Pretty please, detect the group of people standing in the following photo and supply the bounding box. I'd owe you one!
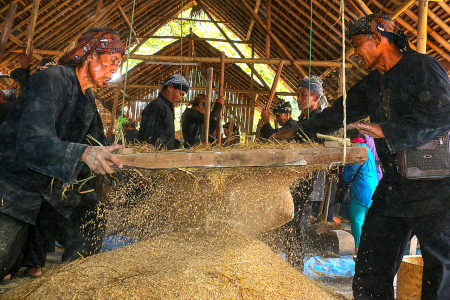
[0,13,449,300]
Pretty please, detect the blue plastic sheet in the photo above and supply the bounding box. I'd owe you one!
[102,235,137,252]
[304,255,355,279]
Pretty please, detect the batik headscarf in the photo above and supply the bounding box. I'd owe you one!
[273,101,292,114]
[59,31,126,65]
[347,14,412,52]
[0,75,20,99]
[297,75,328,110]
[162,74,190,93]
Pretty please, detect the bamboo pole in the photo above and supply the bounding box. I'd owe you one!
[107,64,123,138]
[217,51,225,144]
[265,60,284,111]
[126,54,351,67]
[239,0,307,77]
[245,0,261,41]
[25,0,41,56]
[118,6,139,44]
[0,1,18,62]
[417,0,429,54]
[265,0,271,58]
[198,2,271,90]
[204,67,213,144]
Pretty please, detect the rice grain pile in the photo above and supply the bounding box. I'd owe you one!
[2,229,344,300]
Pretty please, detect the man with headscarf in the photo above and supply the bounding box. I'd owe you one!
[181,93,224,147]
[0,75,20,124]
[0,27,125,282]
[296,75,328,121]
[139,74,189,150]
[258,101,297,139]
[273,14,450,299]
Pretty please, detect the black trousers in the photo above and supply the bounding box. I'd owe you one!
[0,213,28,282]
[22,200,105,268]
[353,196,450,300]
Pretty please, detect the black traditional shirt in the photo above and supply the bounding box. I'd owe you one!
[0,65,105,224]
[260,117,298,139]
[296,52,450,217]
[138,93,178,150]
[181,102,222,147]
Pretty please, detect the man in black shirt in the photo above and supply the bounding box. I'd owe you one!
[182,93,224,147]
[258,101,297,139]
[273,14,450,299]
[139,74,189,150]
[0,28,125,282]
[296,75,328,121]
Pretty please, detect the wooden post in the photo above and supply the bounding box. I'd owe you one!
[0,1,18,62]
[417,0,429,54]
[184,28,194,81]
[265,0,271,59]
[217,51,225,144]
[107,64,123,138]
[265,60,284,111]
[25,0,41,56]
[204,67,213,144]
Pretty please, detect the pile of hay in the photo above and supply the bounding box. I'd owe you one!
[3,229,344,300]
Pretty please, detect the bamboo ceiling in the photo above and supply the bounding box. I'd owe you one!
[1,0,450,120]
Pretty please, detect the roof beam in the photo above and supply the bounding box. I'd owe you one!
[198,1,271,90]
[245,0,261,41]
[0,1,17,62]
[239,0,307,78]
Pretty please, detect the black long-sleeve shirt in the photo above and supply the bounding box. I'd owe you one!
[138,94,179,150]
[0,65,105,224]
[260,117,298,139]
[296,52,450,217]
[181,102,222,147]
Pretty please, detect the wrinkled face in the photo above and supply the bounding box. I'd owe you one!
[351,34,380,70]
[197,101,206,114]
[275,113,290,125]
[88,52,121,88]
[223,128,229,137]
[167,85,186,107]
[296,87,318,111]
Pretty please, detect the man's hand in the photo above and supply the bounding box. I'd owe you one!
[269,128,296,141]
[347,122,384,138]
[261,109,270,124]
[257,119,264,129]
[81,144,124,175]
[216,96,225,106]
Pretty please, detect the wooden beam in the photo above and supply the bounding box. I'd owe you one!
[344,0,364,17]
[245,0,261,41]
[118,5,139,44]
[265,60,284,111]
[0,1,18,62]
[198,2,271,90]
[107,64,123,138]
[265,0,271,58]
[127,54,351,67]
[141,35,253,45]
[204,67,213,143]
[25,0,41,56]
[110,85,297,96]
[11,49,60,55]
[114,146,368,170]
[217,51,225,144]
[239,0,307,77]
[149,16,229,23]
[417,0,429,53]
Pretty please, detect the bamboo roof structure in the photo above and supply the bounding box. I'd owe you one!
[1,0,450,133]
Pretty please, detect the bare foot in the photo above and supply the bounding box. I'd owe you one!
[28,267,42,277]
[3,274,11,280]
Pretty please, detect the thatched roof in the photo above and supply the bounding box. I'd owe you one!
[1,0,450,131]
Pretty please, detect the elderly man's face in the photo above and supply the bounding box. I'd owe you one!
[296,87,319,111]
[167,85,186,107]
[88,52,121,88]
[351,34,380,70]
[275,113,290,126]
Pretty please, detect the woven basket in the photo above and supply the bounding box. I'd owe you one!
[396,255,423,300]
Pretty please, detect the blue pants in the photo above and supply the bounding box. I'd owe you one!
[348,200,369,248]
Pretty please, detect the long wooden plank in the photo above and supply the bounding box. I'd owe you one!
[114,146,367,170]
[0,1,18,62]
